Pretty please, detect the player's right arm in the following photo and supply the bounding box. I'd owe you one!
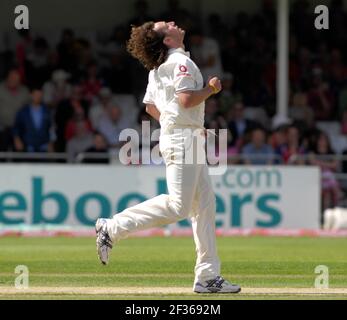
[145,104,160,122]
[177,77,221,108]
[172,59,222,109]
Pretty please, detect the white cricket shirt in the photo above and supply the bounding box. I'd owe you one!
[143,47,205,130]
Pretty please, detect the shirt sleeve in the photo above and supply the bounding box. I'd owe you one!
[173,59,197,93]
[143,71,156,105]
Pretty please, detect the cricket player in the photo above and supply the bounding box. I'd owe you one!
[96,21,241,294]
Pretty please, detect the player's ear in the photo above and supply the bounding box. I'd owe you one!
[163,36,170,46]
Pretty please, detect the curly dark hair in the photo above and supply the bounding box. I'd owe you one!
[126,22,169,70]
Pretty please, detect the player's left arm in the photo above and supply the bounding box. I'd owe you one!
[145,104,160,122]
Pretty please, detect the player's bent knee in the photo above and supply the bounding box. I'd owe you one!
[169,200,192,219]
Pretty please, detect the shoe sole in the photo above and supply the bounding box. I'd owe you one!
[194,287,241,294]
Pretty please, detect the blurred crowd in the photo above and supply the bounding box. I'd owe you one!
[1,0,347,210]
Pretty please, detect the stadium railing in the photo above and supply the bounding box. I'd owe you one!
[1,152,347,164]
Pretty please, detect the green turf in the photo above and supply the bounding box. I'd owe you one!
[0,236,347,299]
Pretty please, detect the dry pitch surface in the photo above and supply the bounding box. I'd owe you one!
[0,287,347,299]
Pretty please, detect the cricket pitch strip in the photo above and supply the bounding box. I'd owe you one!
[1,286,347,296]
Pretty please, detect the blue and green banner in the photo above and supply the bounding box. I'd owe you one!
[0,164,320,229]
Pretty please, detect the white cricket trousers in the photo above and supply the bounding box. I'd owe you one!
[106,125,221,283]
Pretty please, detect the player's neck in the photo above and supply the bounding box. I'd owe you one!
[168,43,185,51]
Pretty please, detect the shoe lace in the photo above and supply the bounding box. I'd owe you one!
[206,276,225,288]
[98,230,113,249]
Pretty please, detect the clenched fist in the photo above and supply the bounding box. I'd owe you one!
[207,76,222,95]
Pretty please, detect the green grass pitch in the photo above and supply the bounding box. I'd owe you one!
[0,236,347,299]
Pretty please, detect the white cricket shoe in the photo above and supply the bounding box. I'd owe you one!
[95,218,113,265]
[193,276,241,293]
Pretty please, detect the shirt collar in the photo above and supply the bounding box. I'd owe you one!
[30,105,43,111]
[168,47,190,58]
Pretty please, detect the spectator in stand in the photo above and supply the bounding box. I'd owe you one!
[218,72,242,114]
[72,38,94,82]
[227,101,258,149]
[308,131,340,222]
[89,87,113,130]
[0,69,30,151]
[15,29,33,82]
[307,67,334,121]
[25,37,51,88]
[242,127,275,165]
[204,97,219,128]
[189,28,223,80]
[269,124,289,164]
[64,105,92,143]
[42,69,72,108]
[300,124,320,154]
[202,97,230,158]
[204,96,232,161]
[82,132,110,164]
[206,116,233,164]
[289,92,314,129]
[55,85,90,152]
[96,104,128,148]
[13,87,54,153]
[80,61,103,104]
[66,118,94,163]
[280,125,306,164]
